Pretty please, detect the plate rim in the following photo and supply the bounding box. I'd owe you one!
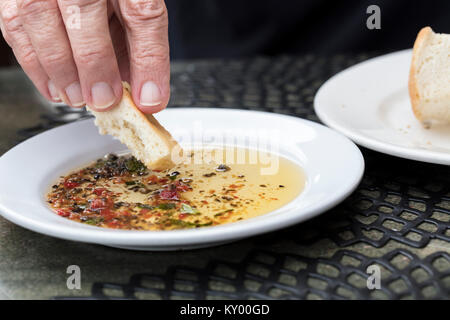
[314,49,450,166]
[0,108,365,248]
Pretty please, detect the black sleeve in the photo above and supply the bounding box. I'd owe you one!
[165,0,450,59]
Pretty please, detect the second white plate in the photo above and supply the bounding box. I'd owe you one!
[314,50,450,165]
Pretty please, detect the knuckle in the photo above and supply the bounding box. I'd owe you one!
[59,0,105,10]
[17,0,54,17]
[17,45,38,67]
[41,50,69,69]
[121,0,166,26]
[1,6,22,36]
[74,45,111,66]
[131,45,169,70]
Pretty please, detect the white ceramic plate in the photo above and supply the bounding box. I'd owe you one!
[0,108,364,251]
[315,50,450,165]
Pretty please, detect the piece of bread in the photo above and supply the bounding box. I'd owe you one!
[87,82,180,171]
[409,27,450,127]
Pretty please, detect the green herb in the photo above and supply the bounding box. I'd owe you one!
[94,160,105,168]
[137,203,155,210]
[168,171,180,181]
[83,217,104,225]
[125,157,146,174]
[125,181,136,186]
[214,209,234,217]
[167,219,212,228]
[127,182,147,193]
[157,203,176,210]
[180,203,200,215]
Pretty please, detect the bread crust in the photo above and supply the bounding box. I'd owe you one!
[88,82,181,171]
[408,26,433,122]
[121,82,179,152]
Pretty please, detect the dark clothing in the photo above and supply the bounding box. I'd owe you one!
[166,0,450,59]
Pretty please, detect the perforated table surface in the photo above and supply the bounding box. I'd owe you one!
[0,54,448,300]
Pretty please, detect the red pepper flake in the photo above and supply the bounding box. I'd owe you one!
[69,213,79,219]
[57,209,70,217]
[93,188,106,196]
[64,181,79,189]
[147,175,159,184]
[178,213,187,219]
[90,198,107,209]
[202,200,208,204]
[159,188,179,200]
[100,208,115,220]
[106,220,120,228]
[175,180,191,192]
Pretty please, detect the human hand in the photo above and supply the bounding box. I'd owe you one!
[0,0,170,113]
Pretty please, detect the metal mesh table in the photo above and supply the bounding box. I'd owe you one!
[0,54,448,300]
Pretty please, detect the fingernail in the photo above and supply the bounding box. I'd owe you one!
[140,81,162,106]
[65,82,85,107]
[48,80,61,102]
[91,82,116,109]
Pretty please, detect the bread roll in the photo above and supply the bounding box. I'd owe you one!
[409,27,450,127]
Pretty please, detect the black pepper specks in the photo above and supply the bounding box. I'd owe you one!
[203,172,216,177]
[215,164,231,172]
